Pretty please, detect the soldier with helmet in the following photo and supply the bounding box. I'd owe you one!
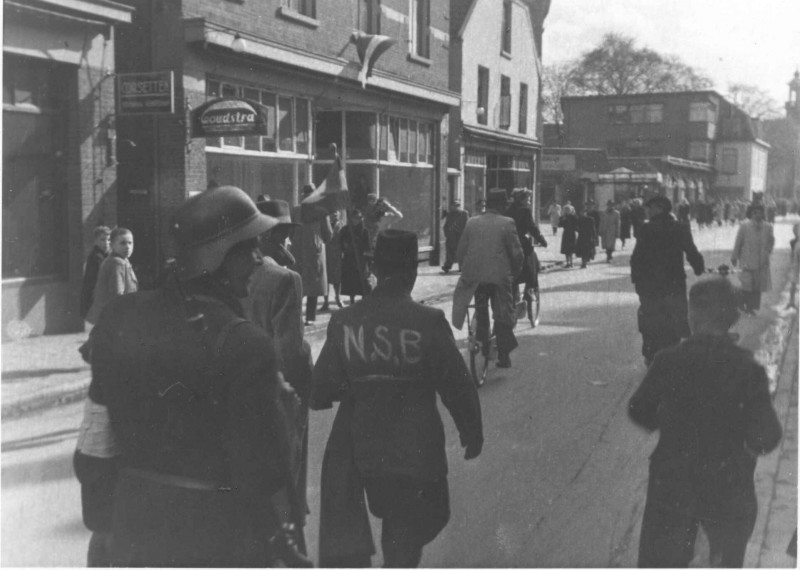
[312,229,483,568]
[83,186,306,566]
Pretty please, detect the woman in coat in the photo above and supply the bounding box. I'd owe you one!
[322,210,344,311]
[340,209,372,303]
[559,205,578,268]
[292,185,333,325]
[599,201,621,262]
[731,204,774,314]
[576,209,597,268]
[619,200,632,249]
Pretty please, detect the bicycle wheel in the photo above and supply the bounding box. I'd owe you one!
[527,287,540,328]
[468,315,489,387]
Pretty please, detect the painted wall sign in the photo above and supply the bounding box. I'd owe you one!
[116,71,174,115]
[191,98,270,137]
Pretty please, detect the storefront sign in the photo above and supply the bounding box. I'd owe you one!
[191,98,271,137]
[116,71,174,115]
[598,171,662,184]
[542,154,576,171]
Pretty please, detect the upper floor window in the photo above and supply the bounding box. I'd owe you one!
[282,0,316,17]
[379,114,434,164]
[629,103,663,124]
[518,82,528,134]
[477,66,489,125]
[721,148,738,174]
[410,0,430,59]
[501,0,512,54]
[206,79,310,155]
[689,101,716,122]
[499,75,511,130]
[358,0,381,34]
[688,141,712,163]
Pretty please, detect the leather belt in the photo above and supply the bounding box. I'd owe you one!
[122,467,229,492]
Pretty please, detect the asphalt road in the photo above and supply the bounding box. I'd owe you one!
[1,220,794,567]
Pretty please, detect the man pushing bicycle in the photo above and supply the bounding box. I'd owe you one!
[451,189,524,368]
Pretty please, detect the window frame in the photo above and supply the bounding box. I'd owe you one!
[499,75,511,130]
[359,0,381,34]
[409,0,431,59]
[518,82,528,134]
[477,66,489,125]
[501,0,512,55]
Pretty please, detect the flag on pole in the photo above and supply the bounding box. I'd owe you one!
[300,143,350,223]
[351,31,396,88]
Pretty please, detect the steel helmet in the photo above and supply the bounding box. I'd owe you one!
[170,186,278,279]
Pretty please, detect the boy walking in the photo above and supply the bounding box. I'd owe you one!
[629,277,782,567]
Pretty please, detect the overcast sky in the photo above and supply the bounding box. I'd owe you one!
[543,0,800,105]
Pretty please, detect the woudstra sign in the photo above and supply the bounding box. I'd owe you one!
[191,98,271,137]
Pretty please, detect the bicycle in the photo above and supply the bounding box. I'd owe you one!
[518,246,542,328]
[465,300,497,387]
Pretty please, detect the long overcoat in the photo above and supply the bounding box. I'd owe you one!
[340,223,372,297]
[620,206,632,239]
[291,208,333,297]
[732,219,775,292]
[576,214,597,259]
[599,209,621,251]
[559,214,578,255]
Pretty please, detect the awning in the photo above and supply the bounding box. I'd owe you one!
[462,124,542,154]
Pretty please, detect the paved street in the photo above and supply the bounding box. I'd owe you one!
[2,220,797,567]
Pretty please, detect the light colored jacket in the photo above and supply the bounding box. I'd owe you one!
[451,211,523,328]
[292,208,333,297]
[599,209,621,250]
[86,255,137,324]
[548,204,562,227]
[732,220,774,292]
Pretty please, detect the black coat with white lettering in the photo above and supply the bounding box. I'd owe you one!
[311,284,483,481]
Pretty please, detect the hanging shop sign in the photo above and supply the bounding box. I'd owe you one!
[191,98,270,137]
[116,71,175,115]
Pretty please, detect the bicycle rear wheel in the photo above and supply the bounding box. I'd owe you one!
[526,287,540,327]
[468,315,489,387]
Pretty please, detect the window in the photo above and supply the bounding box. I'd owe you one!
[689,102,716,122]
[608,104,629,124]
[499,75,511,130]
[501,0,512,54]
[688,141,712,163]
[721,148,738,174]
[3,54,71,279]
[205,79,310,156]
[379,115,433,165]
[518,82,528,134]
[627,103,663,124]
[359,0,381,34]
[282,0,315,17]
[410,0,430,58]
[345,111,377,160]
[477,66,489,125]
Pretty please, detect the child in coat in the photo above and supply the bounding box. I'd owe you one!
[629,277,782,567]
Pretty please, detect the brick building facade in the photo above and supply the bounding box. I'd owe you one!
[2,0,133,338]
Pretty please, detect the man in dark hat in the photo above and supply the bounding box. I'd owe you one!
[631,194,705,366]
[79,186,305,566]
[452,188,524,368]
[442,199,469,273]
[312,229,483,568]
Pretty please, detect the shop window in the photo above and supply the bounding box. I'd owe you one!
[295,99,309,155]
[278,97,294,152]
[243,87,261,151]
[688,141,712,163]
[721,148,738,174]
[3,54,70,279]
[346,112,377,160]
[501,0,512,54]
[379,115,389,161]
[314,111,342,159]
[388,117,400,162]
[418,123,428,164]
[477,66,489,125]
[359,0,381,34]
[519,83,528,134]
[409,120,418,163]
[261,91,277,152]
[499,75,511,130]
[380,164,434,244]
[399,119,409,162]
[410,0,430,59]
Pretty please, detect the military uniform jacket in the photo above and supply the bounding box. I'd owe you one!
[629,334,782,520]
[311,285,483,481]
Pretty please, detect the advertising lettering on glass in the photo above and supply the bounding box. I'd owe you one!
[116,71,175,115]
[191,98,271,137]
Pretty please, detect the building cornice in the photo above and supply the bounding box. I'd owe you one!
[11,0,134,24]
[184,19,460,107]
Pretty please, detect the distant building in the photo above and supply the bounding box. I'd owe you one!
[3,0,134,338]
[448,0,550,217]
[559,91,770,204]
[763,71,800,203]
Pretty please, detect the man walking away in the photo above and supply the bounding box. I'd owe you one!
[630,195,704,366]
[599,201,621,262]
[312,230,483,568]
[442,200,469,273]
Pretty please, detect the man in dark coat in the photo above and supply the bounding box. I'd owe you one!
[630,199,647,237]
[79,187,301,566]
[312,229,483,568]
[630,195,705,365]
[441,200,469,273]
[629,277,781,567]
[507,189,547,297]
[80,226,110,320]
[576,208,597,268]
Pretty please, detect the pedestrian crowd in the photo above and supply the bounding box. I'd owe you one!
[71,179,798,567]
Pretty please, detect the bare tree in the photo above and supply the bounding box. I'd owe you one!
[726,83,782,119]
[542,61,581,124]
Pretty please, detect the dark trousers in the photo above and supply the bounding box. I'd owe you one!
[364,476,450,568]
[741,290,762,312]
[306,296,317,321]
[637,293,690,363]
[474,283,518,359]
[443,239,459,271]
[638,499,756,568]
